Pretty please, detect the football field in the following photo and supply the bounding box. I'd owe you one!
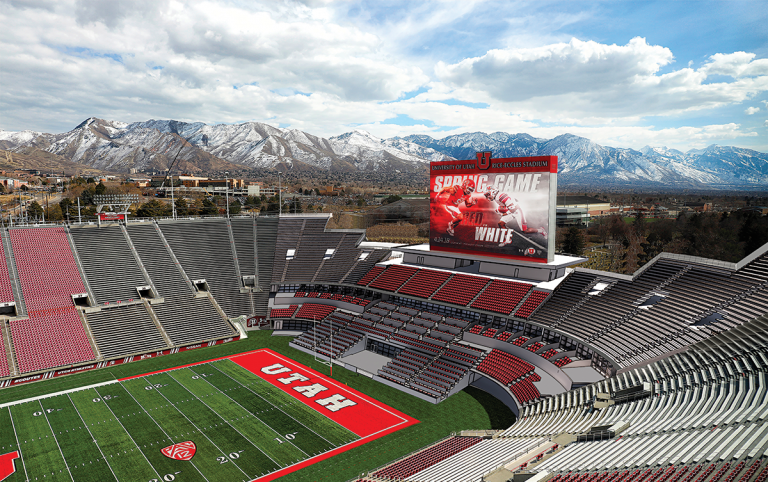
[0,349,418,482]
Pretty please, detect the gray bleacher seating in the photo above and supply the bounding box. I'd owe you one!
[158,220,252,318]
[85,303,168,359]
[125,224,191,298]
[152,295,235,346]
[230,217,256,278]
[70,225,149,305]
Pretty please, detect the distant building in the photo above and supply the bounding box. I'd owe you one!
[318,185,343,196]
[0,177,29,189]
[557,195,612,216]
[556,207,590,227]
[683,202,712,212]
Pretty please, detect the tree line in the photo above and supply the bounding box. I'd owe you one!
[558,211,768,274]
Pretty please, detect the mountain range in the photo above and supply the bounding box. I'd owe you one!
[1,118,767,189]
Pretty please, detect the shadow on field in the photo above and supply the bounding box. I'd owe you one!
[463,386,517,429]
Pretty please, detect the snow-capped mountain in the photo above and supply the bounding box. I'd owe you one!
[3,118,767,188]
[400,132,767,187]
[2,118,447,174]
[0,129,43,149]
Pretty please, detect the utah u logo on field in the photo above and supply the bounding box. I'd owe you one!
[0,451,19,482]
[161,441,197,461]
[476,151,492,170]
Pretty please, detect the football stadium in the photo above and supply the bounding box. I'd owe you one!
[0,154,766,482]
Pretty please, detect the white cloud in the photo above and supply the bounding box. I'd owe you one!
[435,37,768,122]
[746,106,760,115]
[0,1,766,153]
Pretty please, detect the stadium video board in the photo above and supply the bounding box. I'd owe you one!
[429,152,557,263]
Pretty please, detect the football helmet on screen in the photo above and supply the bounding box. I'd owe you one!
[461,178,476,195]
[485,188,499,201]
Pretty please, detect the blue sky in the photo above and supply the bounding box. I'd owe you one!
[1,0,767,152]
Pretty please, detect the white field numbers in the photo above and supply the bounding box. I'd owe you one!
[217,450,245,464]
[149,472,181,482]
[274,432,298,444]
[33,408,62,416]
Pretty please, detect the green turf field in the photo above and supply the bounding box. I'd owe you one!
[0,331,515,482]
[0,358,359,482]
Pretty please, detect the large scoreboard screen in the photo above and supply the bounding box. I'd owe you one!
[429,152,557,263]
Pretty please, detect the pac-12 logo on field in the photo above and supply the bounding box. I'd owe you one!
[476,151,492,170]
[0,451,20,482]
[161,441,197,461]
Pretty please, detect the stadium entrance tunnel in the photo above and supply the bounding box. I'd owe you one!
[136,285,154,299]
[193,279,209,292]
[71,293,91,307]
[0,302,16,316]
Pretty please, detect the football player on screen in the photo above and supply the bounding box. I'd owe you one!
[436,178,477,236]
[485,188,547,246]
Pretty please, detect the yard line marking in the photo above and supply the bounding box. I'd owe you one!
[165,370,285,470]
[65,393,119,482]
[108,384,212,482]
[6,407,28,482]
[0,380,119,409]
[37,400,75,482]
[210,361,338,448]
[90,386,165,481]
[140,375,251,478]
[176,366,299,464]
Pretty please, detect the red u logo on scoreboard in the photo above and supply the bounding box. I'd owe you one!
[476,151,491,170]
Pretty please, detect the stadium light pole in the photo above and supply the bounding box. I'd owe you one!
[278,171,282,216]
[225,172,230,218]
[170,174,176,220]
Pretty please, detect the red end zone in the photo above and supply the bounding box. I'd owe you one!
[120,348,419,482]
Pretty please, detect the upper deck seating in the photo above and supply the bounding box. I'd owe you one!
[515,290,551,318]
[344,249,391,284]
[295,303,336,321]
[270,305,298,318]
[369,265,419,292]
[431,274,490,306]
[398,269,452,298]
[529,272,597,327]
[357,266,385,286]
[470,279,531,314]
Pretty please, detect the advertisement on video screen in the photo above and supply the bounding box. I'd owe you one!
[429,153,557,263]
